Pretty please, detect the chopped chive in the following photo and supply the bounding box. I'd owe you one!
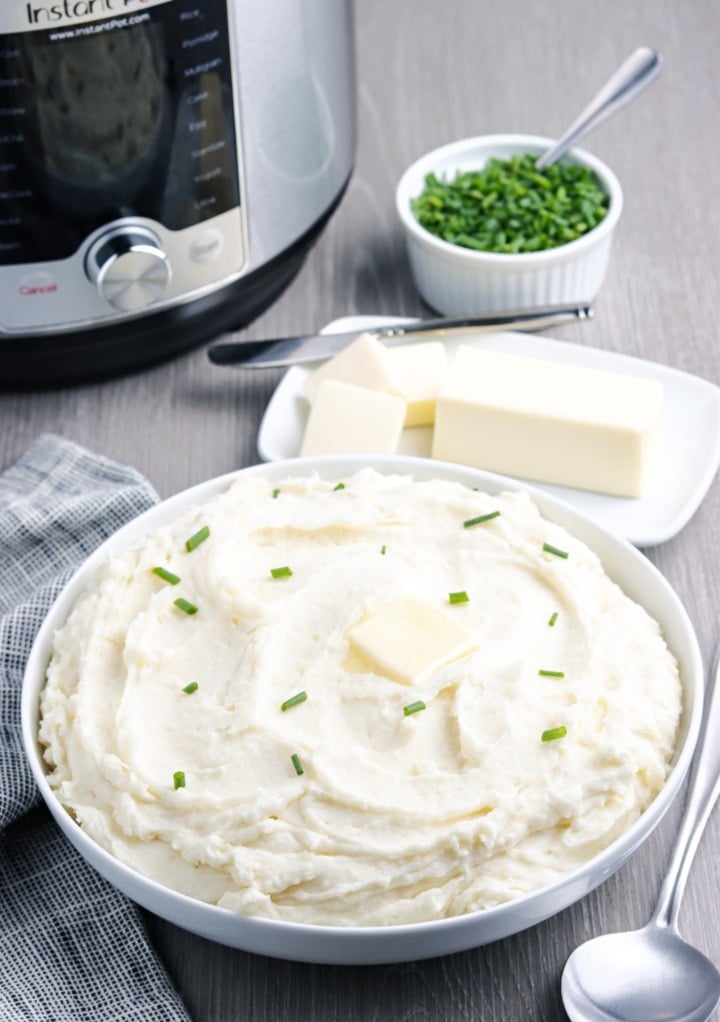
[548,611,559,627]
[272,488,281,499]
[538,669,565,678]
[173,770,186,789]
[541,726,567,742]
[182,682,199,694]
[151,566,181,585]
[281,690,307,712]
[380,544,387,555]
[185,525,210,553]
[463,510,501,528]
[449,591,470,605]
[270,566,293,579]
[403,700,427,717]
[543,542,569,559]
[410,156,609,255]
[174,597,198,615]
[333,482,345,491]
[291,753,304,775]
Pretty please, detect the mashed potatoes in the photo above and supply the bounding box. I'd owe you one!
[40,470,681,926]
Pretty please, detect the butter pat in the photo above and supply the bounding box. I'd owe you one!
[346,597,477,684]
[300,380,406,456]
[385,342,447,426]
[305,333,395,403]
[432,347,663,497]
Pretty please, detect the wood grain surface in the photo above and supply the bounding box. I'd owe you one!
[2,1,720,1019]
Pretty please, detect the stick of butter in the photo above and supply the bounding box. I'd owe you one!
[300,380,406,456]
[385,342,447,426]
[432,347,663,498]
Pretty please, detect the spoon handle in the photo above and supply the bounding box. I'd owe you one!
[535,47,662,169]
[652,644,720,929]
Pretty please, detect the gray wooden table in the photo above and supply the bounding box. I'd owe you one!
[3,0,720,1018]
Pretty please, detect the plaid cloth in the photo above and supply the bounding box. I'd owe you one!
[0,434,191,1022]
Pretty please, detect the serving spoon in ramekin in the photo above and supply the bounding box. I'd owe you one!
[536,46,662,169]
[562,645,720,1022]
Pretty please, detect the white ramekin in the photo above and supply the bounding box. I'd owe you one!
[395,134,623,315]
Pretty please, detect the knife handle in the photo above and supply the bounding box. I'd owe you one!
[377,305,593,341]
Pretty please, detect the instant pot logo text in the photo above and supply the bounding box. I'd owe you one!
[25,0,156,26]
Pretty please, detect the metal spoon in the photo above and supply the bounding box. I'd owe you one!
[561,645,720,1022]
[536,46,662,169]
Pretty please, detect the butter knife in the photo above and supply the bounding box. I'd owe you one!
[207,304,593,369]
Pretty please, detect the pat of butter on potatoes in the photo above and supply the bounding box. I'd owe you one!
[346,597,477,684]
[432,347,663,498]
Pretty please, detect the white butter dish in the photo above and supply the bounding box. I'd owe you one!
[257,316,720,547]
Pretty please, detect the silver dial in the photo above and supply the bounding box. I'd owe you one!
[86,227,171,312]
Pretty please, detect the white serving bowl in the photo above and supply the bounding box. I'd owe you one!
[22,455,700,965]
[395,134,623,314]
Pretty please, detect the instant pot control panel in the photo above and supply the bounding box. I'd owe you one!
[0,0,248,333]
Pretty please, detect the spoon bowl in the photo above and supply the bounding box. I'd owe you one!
[562,926,720,1022]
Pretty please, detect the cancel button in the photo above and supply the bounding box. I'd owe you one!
[18,271,58,296]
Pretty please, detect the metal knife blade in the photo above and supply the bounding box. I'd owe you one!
[207,304,593,369]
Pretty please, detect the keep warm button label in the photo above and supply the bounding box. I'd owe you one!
[18,271,58,296]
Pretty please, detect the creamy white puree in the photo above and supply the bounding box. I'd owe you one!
[40,470,681,926]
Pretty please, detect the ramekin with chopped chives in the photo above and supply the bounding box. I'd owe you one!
[395,133,623,315]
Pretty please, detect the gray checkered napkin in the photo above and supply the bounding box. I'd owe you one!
[0,434,191,1022]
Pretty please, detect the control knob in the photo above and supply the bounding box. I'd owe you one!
[86,226,170,312]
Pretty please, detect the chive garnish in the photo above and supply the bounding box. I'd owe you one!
[333,482,345,491]
[541,726,567,742]
[150,568,178,584]
[403,700,426,717]
[543,542,569,559]
[270,566,293,579]
[151,566,181,585]
[174,597,198,615]
[272,488,281,499]
[548,611,559,627]
[449,591,470,604]
[182,682,199,694]
[380,545,387,555]
[185,525,210,553]
[173,770,186,789]
[291,753,304,775]
[463,510,501,528]
[281,691,307,712]
[538,669,565,678]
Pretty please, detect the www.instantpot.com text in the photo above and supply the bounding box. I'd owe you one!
[47,12,150,38]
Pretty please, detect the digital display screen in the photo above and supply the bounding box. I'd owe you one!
[0,0,240,265]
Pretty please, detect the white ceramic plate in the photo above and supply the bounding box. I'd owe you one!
[23,455,702,964]
[257,316,720,547]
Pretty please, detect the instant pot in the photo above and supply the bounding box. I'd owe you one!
[0,0,355,384]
